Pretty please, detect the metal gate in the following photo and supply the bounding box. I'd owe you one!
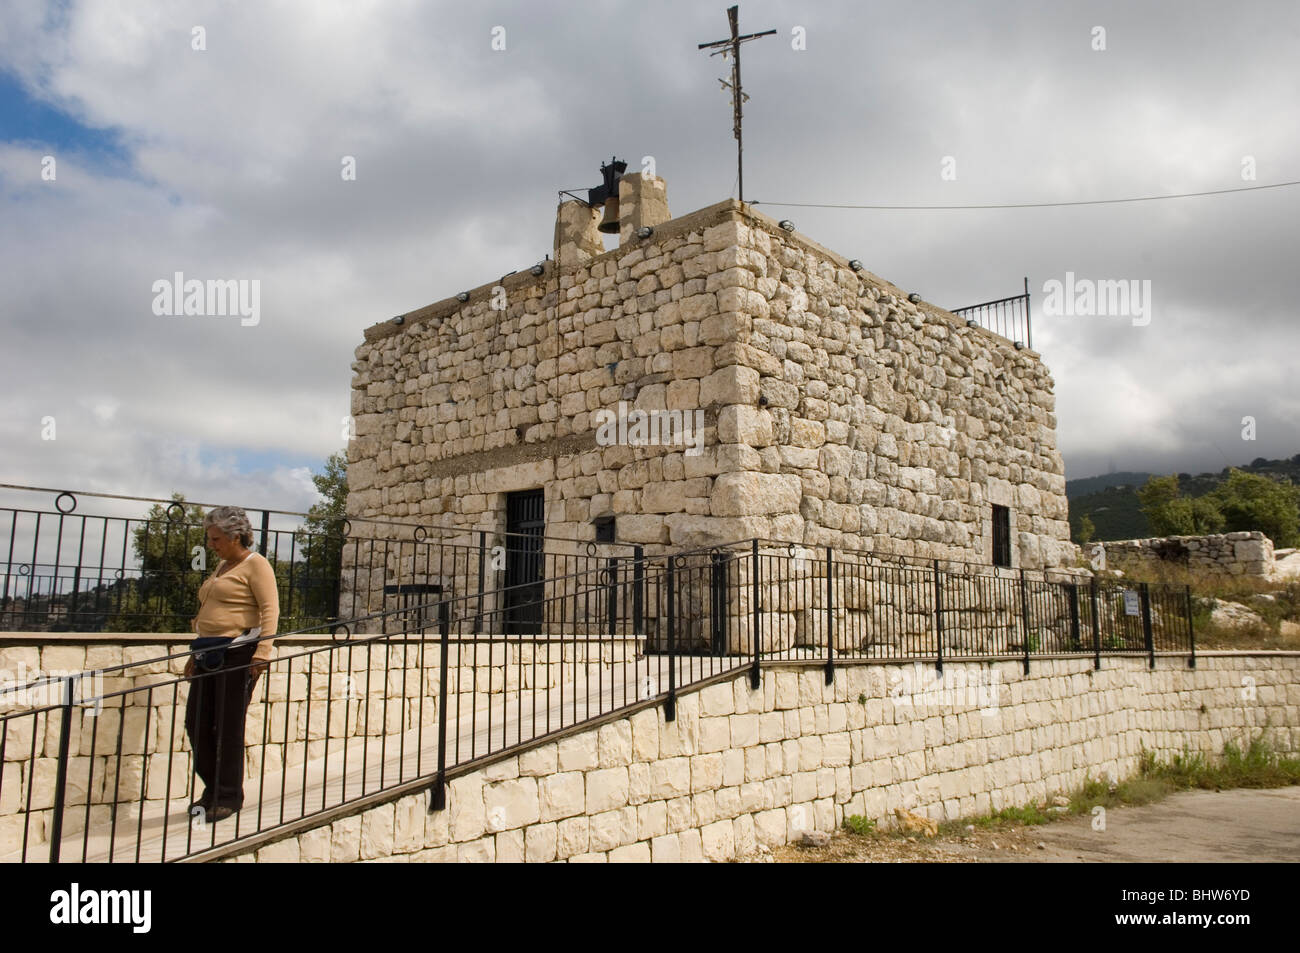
[503,489,545,634]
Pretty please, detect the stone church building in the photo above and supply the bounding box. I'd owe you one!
[344,167,1072,623]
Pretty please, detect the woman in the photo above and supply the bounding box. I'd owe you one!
[184,506,279,821]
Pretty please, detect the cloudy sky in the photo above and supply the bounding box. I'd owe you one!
[2,0,1297,521]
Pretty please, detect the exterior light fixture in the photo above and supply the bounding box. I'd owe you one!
[636,226,654,239]
[907,292,922,303]
[1014,341,1025,350]
[530,262,545,276]
[848,260,863,272]
[456,292,470,302]
[391,315,405,325]
[778,220,795,232]
[966,319,978,328]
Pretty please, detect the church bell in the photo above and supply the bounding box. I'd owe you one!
[589,157,628,234]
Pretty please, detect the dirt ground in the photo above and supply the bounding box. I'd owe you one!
[772,787,1300,863]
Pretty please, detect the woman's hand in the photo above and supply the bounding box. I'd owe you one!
[183,657,196,679]
[249,658,269,680]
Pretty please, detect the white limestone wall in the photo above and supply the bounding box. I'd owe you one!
[228,652,1300,863]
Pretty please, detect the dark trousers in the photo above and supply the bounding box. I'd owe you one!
[184,643,262,809]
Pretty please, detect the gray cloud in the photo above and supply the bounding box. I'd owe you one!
[1,0,1297,518]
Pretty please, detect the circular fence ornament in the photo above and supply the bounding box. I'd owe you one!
[18,564,30,576]
[54,491,77,515]
[166,502,186,523]
[413,525,427,542]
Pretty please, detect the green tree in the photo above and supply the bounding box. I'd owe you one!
[1136,475,1224,536]
[1207,469,1300,547]
[1075,514,1096,544]
[293,450,349,625]
[105,494,211,633]
[1137,475,1185,535]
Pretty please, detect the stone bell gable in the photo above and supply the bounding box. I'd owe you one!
[347,174,1071,570]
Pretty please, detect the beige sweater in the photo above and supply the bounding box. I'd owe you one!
[192,551,280,662]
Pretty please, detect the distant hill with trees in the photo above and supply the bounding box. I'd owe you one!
[1067,454,1300,545]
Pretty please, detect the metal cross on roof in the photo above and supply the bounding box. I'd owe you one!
[697,5,775,204]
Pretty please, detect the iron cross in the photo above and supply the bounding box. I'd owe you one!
[698,5,775,204]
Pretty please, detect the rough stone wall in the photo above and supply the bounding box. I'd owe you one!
[1099,532,1275,577]
[345,196,1071,618]
[225,652,1300,862]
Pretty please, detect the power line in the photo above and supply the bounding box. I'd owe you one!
[751,179,1300,211]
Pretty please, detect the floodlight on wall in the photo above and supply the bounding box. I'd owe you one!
[778,220,796,232]
[391,315,405,325]
[636,226,654,239]
[456,292,470,302]
[907,292,922,303]
[530,262,545,276]
[966,319,979,328]
[848,260,863,272]
[1014,341,1025,350]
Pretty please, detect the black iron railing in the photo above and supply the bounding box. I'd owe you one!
[0,536,1195,863]
[952,278,1032,349]
[0,484,639,634]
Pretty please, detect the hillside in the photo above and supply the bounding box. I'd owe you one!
[1066,454,1300,543]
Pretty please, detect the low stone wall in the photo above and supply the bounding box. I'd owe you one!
[0,633,640,852]
[1100,531,1274,577]
[225,651,1300,863]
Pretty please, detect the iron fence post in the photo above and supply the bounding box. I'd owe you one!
[1090,577,1101,670]
[665,558,677,722]
[824,546,835,685]
[473,531,487,636]
[1068,582,1081,652]
[49,675,75,862]
[1185,584,1196,669]
[1019,569,1031,675]
[710,550,726,655]
[1024,275,1032,351]
[429,606,450,811]
[750,539,761,689]
[258,509,270,556]
[933,559,944,675]
[607,556,618,636]
[1141,582,1155,669]
[632,546,645,638]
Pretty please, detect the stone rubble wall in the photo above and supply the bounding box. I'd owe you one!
[225,652,1299,863]
[346,199,1071,600]
[1100,531,1275,577]
[0,636,638,852]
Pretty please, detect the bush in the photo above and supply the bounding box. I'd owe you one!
[842,815,877,836]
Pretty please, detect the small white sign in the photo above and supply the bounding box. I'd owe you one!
[1122,590,1141,616]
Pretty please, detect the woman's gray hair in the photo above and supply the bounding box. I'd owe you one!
[203,506,255,548]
